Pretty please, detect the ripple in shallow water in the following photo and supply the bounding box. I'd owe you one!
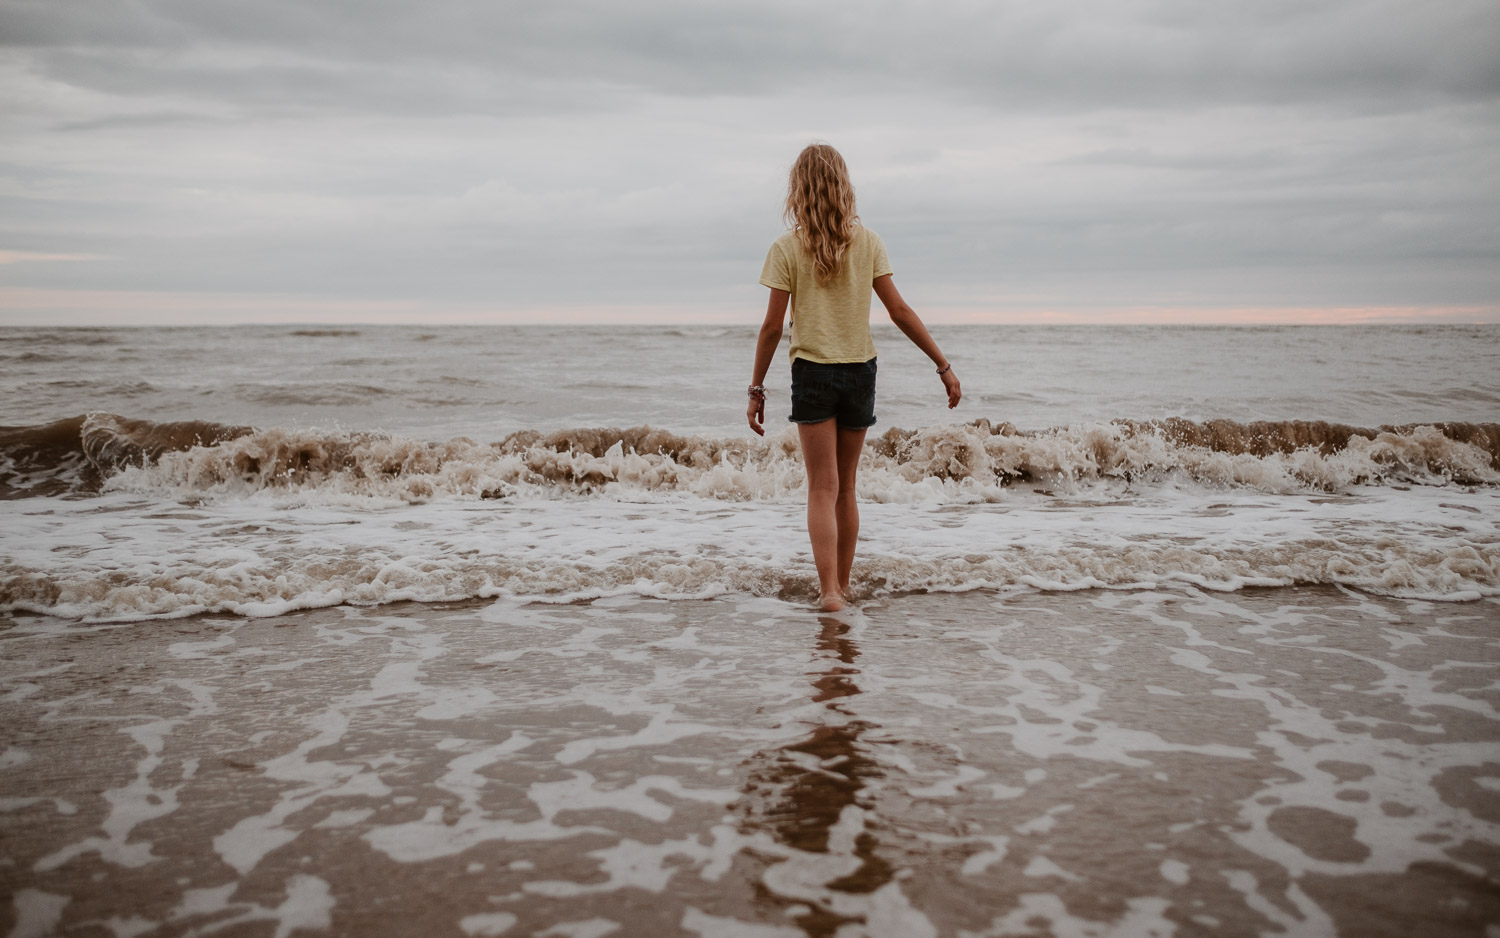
[1,588,1496,935]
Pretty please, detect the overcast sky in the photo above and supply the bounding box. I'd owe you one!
[2,0,1497,325]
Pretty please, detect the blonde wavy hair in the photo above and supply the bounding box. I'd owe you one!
[784,143,859,284]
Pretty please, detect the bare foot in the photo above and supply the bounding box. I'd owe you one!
[818,592,846,612]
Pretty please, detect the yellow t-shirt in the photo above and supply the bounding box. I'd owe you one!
[759,226,892,363]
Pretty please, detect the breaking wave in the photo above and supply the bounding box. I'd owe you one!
[0,414,252,498]
[4,412,1496,620]
[5,536,1497,622]
[1,413,1497,503]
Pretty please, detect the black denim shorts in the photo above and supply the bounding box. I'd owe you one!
[789,357,877,430]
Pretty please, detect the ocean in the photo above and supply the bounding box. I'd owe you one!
[3,323,1499,617]
[2,323,1498,936]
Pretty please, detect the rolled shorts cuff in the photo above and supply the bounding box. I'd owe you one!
[788,415,879,430]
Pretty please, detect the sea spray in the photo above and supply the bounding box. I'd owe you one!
[2,478,1495,620]
[4,413,1498,621]
[3,414,1497,502]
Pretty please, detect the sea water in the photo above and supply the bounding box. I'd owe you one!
[1,323,1498,619]
[3,323,1499,936]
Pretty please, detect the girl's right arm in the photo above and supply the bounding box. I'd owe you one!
[873,275,961,409]
[747,288,791,436]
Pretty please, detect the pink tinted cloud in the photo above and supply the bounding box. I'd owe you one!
[921,304,1500,325]
[1,288,1496,326]
[0,251,106,265]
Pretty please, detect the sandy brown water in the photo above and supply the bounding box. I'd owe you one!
[2,587,1498,937]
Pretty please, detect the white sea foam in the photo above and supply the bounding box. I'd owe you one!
[4,585,1496,934]
[88,419,1500,505]
[4,412,1499,622]
[1,470,1496,621]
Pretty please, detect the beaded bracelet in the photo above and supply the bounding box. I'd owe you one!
[936,363,953,376]
[747,385,767,400]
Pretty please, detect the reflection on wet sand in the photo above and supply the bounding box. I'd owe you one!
[2,589,1497,936]
[736,616,894,936]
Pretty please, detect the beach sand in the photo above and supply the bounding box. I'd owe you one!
[3,587,1498,937]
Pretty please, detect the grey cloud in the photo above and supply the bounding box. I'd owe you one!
[0,0,1496,322]
[32,47,613,120]
[4,0,1497,116]
[1050,147,1299,173]
[53,111,228,132]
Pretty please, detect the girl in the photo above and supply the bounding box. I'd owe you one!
[747,143,961,612]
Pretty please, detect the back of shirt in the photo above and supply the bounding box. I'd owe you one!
[759,226,892,364]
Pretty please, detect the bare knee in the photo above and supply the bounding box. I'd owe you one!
[808,476,840,501]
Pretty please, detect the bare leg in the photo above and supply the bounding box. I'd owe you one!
[835,425,867,598]
[797,419,844,612]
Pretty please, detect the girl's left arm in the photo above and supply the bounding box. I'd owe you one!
[874,275,961,409]
[747,288,790,436]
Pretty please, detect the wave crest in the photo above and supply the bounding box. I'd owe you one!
[2,413,1497,502]
[872,418,1500,494]
[4,536,1496,622]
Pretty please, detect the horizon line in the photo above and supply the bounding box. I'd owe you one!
[5,318,1500,329]
[1,288,1496,327]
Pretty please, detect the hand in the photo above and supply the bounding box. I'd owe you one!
[747,394,766,436]
[940,368,961,409]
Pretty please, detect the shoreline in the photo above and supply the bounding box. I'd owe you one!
[4,585,1497,936]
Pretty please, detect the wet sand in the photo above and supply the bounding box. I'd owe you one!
[2,587,1498,937]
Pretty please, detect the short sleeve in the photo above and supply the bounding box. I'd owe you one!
[870,231,893,280]
[759,240,793,292]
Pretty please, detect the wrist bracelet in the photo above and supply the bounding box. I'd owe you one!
[936,363,952,376]
[747,384,767,400]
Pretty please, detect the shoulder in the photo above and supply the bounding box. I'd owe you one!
[764,231,797,262]
[860,225,892,277]
[764,232,800,267]
[850,225,886,254]
[854,226,888,259]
